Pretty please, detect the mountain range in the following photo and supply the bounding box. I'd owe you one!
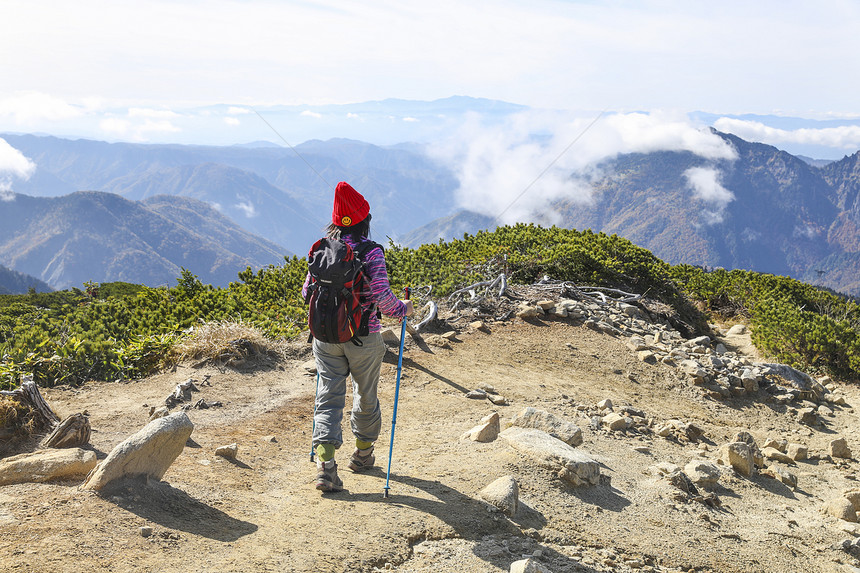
[0,264,52,295]
[406,131,860,296]
[3,130,860,296]
[0,191,286,289]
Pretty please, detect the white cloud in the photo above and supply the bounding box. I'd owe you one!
[431,110,738,224]
[301,110,322,119]
[684,167,734,205]
[224,117,240,126]
[0,91,83,124]
[128,107,180,119]
[136,119,181,134]
[235,199,257,218]
[0,138,36,201]
[714,117,860,151]
[685,166,734,225]
[227,106,252,115]
[402,117,419,123]
[100,117,131,136]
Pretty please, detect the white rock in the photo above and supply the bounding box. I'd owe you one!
[509,408,583,446]
[479,475,519,516]
[597,399,613,411]
[602,412,630,431]
[727,324,748,335]
[762,447,794,464]
[684,460,721,485]
[718,442,754,477]
[499,427,600,487]
[301,359,317,374]
[82,412,194,491]
[215,443,238,459]
[510,558,553,573]
[0,448,97,486]
[462,412,501,442]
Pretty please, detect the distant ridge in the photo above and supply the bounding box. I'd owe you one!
[0,191,289,289]
[0,264,53,295]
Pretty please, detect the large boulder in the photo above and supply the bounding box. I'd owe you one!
[0,448,97,486]
[510,407,583,446]
[500,427,600,487]
[81,412,194,491]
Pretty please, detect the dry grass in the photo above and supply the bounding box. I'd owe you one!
[170,321,289,367]
[0,395,38,437]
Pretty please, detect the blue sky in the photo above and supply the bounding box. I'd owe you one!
[2,0,860,204]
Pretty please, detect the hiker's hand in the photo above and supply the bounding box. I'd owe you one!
[403,300,414,317]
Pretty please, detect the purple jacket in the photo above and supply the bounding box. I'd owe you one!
[302,236,407,334]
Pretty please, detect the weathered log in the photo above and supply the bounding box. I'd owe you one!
[0,377,60,430]
[42,413,91,448]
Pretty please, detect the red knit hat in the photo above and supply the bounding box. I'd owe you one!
[332,181,369,227]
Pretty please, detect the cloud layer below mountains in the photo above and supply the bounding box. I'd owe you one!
[431,111,739,225]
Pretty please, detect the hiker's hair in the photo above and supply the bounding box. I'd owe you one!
[326,214,372,241]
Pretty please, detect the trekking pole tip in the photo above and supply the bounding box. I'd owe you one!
[383,488,390,499]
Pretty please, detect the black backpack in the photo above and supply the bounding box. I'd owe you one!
[304,237,381,345]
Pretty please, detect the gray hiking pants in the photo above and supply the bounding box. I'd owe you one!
[312,332,386,449]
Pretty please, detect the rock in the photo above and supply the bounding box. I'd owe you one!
[770,466,798,489]
[787,443,808,461]
[424,334,451,348]
[597,399,614,411]
[140,526,153,537]
[687,335,712,348]
[465,389,488,399]
[733,431,764,467]
[718,442,754,477]
[654,461,681,476]
[509,407,583,446]
[0,448,97,486]
[602,412,630,431]
[516,304,540,320]
[148,406,170,422]
[845,490,860,512]
[301,359,317,374]
[487,394,509,406]
[684,460,721,486]
[797,407,819,426]
[470,321,489,332]
[637,351,657,364]
[727,324,748,335]
[763,447,794,464]
[441,331,458,340]
[262,435,278,443]
[510,558,553,573]
[763,438,787,452]
[380,329,401,346]
[832,437,853,459]
[81,412,194,491]
[627,337,648,351]
[536,300,555,311]
[825,497,858,523]
[499,427,600,487]
[462,412,501,442]
[215,443,238,459]
[479,475,519,516]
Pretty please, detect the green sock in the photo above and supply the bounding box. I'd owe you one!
[316,443,335,461]
[356,439,373,451]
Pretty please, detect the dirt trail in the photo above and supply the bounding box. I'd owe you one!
[3,316,860,573]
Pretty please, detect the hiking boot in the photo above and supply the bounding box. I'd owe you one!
[315,459,343,492]
[348,446,375,472]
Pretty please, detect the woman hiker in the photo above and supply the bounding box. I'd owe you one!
[302,181,413,492]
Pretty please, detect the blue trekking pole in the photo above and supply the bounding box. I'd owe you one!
[383,287,410,498]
